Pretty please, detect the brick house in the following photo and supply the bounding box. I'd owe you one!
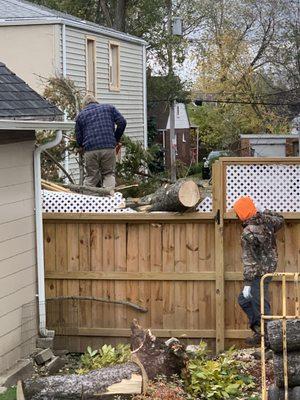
[149,101,198,168]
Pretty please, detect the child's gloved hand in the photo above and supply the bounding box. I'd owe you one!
[243,285,252,299]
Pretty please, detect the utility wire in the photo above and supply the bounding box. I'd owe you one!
[148,98,300,106]
[193,87,300,98]
[194,99,300,106]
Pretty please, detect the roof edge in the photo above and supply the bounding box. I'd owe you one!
[0,119,75,131]
[0,17,148,45]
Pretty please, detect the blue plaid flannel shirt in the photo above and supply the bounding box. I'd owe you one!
[75,103,126,151]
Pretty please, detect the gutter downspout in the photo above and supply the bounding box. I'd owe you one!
[62,23,70,175]
[142,44,148,149]
[34,130,63,337]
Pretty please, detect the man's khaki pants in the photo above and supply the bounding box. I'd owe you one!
[84,148,116,188]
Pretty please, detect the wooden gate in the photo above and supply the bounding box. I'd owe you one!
[43,158,300,353]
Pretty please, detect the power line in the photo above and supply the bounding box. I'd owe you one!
[193,88,300,98]
[148,98,300,106]
[194,99,300,106]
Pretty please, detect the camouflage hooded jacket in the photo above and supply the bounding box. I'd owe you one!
[241,210,284,284]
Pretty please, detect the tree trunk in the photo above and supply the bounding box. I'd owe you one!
[23,362,142,400]
[130,319,187,380]
[149,180,201,212]
[268,319,300,352]
[99,0,113,28]
[273,352,300,387]
[113,0,127,32]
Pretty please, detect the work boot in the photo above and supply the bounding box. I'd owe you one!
[246,324,270,349]
[245,332,261,347]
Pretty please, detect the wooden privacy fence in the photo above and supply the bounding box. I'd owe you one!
[43,158,300,353]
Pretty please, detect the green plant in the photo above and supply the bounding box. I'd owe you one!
[116,135,165,197]
[187,162,204,177]
[0,387,16,400]
[77,344,131,374]
[184,342,255,399]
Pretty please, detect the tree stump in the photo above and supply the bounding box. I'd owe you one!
[273,352,300,387]
[268,320,300,352]
[130,319,187,380]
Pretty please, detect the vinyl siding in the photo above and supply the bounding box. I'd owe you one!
[0,140,37,374]
[65,27,145,183]
[66,27,144,138]
[0,24,61,93]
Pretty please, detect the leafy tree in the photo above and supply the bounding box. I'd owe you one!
[189,0,293,148]
[38,76,84,182]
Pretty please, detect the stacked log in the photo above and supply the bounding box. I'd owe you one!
[267,319,300,400]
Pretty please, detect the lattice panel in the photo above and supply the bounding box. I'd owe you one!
[196,196,213,212]
[226,164,300,212]
[42,190,136,213]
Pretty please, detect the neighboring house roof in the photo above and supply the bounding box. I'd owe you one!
[149,101,192,130]
[0,61,63,120]
[0,0,147,45]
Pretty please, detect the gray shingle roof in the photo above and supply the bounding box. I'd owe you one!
[0,0,80,20]
[0,0,147,45]
[0,62,63,120]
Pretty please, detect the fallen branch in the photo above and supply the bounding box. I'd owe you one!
[63,183,114,197]
[41,179,70,193]
[47,296,148,313]
[44,150,75,184]
[115,183,139,191]
[23,363,142,400]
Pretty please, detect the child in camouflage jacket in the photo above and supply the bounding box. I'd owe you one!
[234,197,284,346]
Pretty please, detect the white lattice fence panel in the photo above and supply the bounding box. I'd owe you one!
[196,196,213,212]
[42,190,136,213]
[226,164,300,212]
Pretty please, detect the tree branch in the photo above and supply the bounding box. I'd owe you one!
[44,150,75,184]
[47,295,148,313]
[99,0,113,27]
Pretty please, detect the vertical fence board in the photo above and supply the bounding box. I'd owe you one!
[162,224,175,329]
[90,224,103,330]
[150,224,163,329]
[114,224,127,329]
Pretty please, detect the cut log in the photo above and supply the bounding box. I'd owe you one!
[23,362,142,400]
[268,384,293,400]
[268,319,300,353]
[149,180,201,212]
[130,319,187,380]
[273,352,300,387]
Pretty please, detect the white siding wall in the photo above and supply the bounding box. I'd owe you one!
[65,27,145,182]
[0,141,37,373]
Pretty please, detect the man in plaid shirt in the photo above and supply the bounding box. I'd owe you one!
[76,94,126,188]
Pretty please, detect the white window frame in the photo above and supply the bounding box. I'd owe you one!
[86,36,97,96]
[109,41,120,91]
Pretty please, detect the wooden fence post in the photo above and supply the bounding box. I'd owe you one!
[213,161,225,353]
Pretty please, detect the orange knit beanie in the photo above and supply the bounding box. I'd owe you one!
[233,196,257,221]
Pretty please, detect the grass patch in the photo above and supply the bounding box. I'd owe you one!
[0,387,16,400]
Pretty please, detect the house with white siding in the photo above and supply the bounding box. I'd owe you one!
[0,0,147,182]
[0,61,73,377]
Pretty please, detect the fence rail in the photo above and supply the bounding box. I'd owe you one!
[43,158,300,353]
